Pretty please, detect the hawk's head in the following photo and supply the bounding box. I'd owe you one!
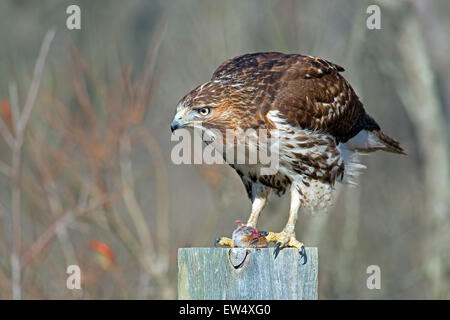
[171,80,251,134]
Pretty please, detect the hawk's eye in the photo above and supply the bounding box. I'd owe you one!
[198,107,211,116]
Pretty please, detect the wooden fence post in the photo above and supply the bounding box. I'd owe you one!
[178,247,318,300]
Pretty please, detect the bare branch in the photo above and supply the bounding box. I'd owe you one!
[18,28,56,135]
[21,195,111,267]
[10,28,56,300]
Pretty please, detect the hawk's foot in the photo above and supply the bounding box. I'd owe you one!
[265,231,307,263]
[214,236,235,248]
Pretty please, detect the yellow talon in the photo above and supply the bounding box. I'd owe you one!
[265,231,305,260]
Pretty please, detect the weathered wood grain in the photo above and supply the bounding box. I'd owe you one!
[178,247,318,300]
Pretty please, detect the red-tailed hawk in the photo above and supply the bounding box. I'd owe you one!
[171,52,404,259]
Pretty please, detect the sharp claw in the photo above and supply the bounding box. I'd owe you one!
[273,242,282,259]
[300,245,307,265]
[250,237,259,245]
[214,238,220,247]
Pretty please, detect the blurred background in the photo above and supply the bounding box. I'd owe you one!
[0,0,449,299]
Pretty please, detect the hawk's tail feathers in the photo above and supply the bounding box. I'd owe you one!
[344,129,406,155]
[370,130,407,155]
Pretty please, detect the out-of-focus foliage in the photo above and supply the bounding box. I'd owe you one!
[0,0,449,299]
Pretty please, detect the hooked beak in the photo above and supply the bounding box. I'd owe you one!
[170,118,184,133]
